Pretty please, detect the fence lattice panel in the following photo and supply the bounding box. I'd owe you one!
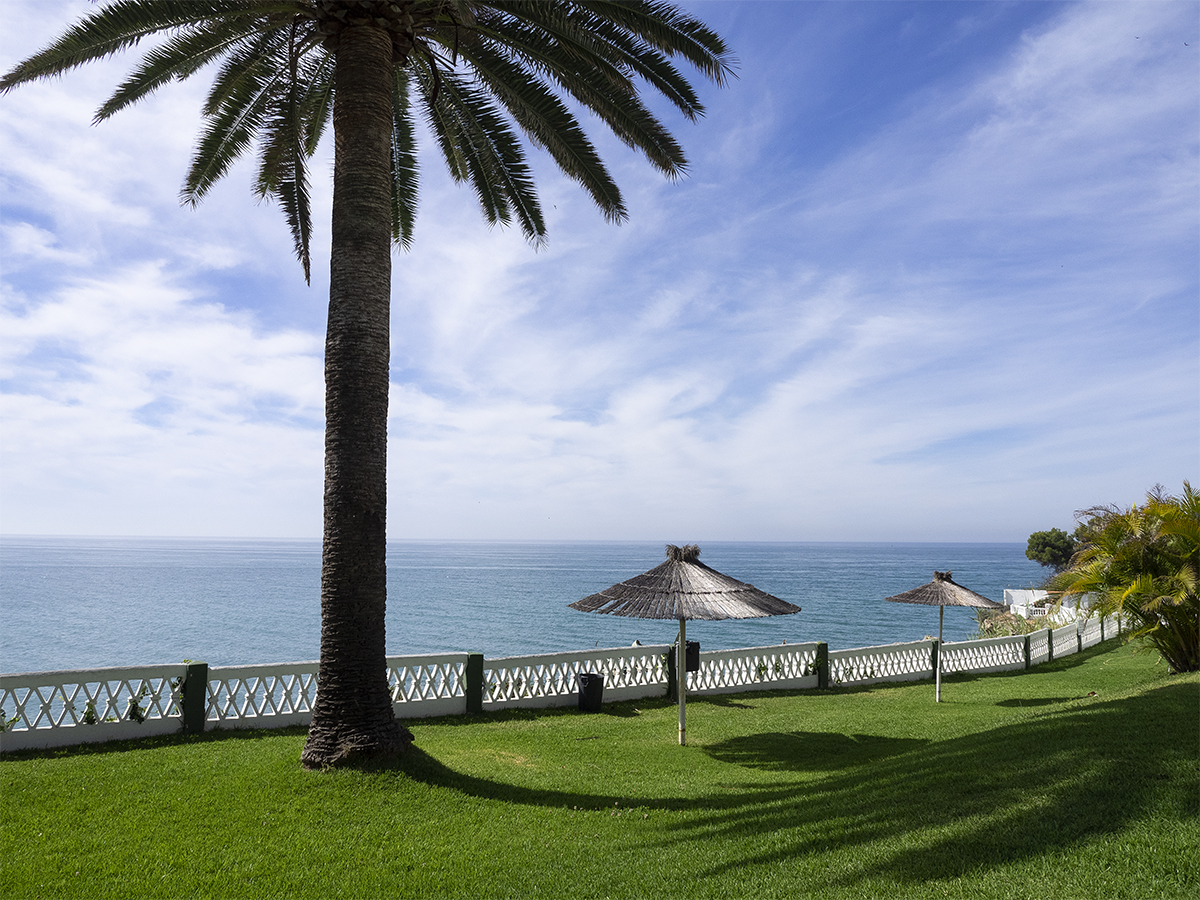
[388,655,465,705]
[0,665,183,732]
[484,646,668,707]
[690,644,819,693]
[830,642,932,685]
[206,663,319,724]
[941,636,1024,674]
[1052,625,1079,658]
[1028,630,1051,666]
[3,615,1132,753]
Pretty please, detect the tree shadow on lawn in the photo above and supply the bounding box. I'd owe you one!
[691,680,1198,887]
[0,723,311,760]
[700,694,758,709]
[366,741,797,813]
[994,696,1077,707]
[378,681,1197,887]
[705,731,929,772]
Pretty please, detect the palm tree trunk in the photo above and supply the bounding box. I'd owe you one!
[302,22,412,768]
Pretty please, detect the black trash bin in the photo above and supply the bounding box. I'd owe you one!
[685,640,700,673]
[577,672,604,712]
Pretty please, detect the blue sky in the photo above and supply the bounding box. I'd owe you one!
[1,0,1196,541]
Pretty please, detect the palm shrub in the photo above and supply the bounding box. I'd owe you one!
[1,0,733,767]
[1053,482,1199,672]
[974,608,1045,638]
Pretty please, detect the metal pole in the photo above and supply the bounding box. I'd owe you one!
[678,617,687,745]
[936,605,944,703]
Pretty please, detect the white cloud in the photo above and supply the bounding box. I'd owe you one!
[1,222,90,267]
[0,0,1194,541]
[0,265,324,535]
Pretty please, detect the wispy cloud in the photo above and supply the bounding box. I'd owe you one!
[1,1,1195,540]
[1,263,323,535]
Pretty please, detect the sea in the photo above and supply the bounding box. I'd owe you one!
[0,537,1047,674]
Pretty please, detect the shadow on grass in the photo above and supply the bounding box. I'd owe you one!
[994,696,1078,707]
[395,696,673,730]
[350,742,791,813]
[688,680,1198,886]
[365,679,1197,887]
[7,641,1192,889]
[702,695,758,709]
[705,731,929,771]
[599,704,642,718]
[0,723,311,760]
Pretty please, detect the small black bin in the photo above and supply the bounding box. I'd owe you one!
[685,640,701,673]
[577,672,604,712]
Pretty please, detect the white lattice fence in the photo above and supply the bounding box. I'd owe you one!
[2,618,1137,753]
[1052,624,1080,658]
[206,654,472,727]
[689,644,820,695]
[829,641,934,686]
[206,662,319,729]
[483,645,670,711]
[388,654,468,718]
[1028,630,1052,666]
[941,635,1025,675]
[0,665,186,752]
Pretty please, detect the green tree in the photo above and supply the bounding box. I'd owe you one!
[1025,527,1078,572]
[2,0,732,767]
[1051,483,1199,673]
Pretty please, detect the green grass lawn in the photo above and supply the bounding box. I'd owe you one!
[3,639,1197,899]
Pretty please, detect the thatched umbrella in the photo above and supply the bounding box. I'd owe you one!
[885,570,1003,702]
[569,544,801,744]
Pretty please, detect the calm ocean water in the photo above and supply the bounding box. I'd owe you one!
[0,537,1047,674]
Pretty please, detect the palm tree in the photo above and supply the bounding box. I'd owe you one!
[1,0,733,767]
[1053,483,1199,673]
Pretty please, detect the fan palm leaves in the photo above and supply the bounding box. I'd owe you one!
[3,0,733,767]
[1053,483,1199,673]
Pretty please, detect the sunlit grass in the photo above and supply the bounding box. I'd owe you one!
[3,640,1196,899]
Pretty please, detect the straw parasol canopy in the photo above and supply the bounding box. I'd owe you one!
[570,544,802,621]
[570,544,800,743]
[885,570,1003,702]
[884,570,1002,610]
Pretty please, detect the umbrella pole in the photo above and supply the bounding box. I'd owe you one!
[936,605,944,703]
[678,617,687,745]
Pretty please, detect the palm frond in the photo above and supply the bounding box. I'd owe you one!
[493,2,709,119]
[572,0,736,85]
[95,18,267,121]
[301,50,335,155]
[458,43,626,220]
[490,1,734,94]
[0,0,294,92]
[255,20,318,281]
[418,68,545,243]
[182,49,284,203]
[390,70,420,249]
[462,16,690,176]
[201,26,287,116]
